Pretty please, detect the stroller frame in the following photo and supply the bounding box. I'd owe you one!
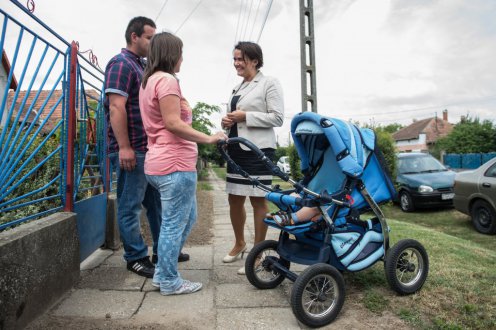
[217,113,428,328]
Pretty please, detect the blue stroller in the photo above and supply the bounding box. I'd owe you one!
[218,112,429,328]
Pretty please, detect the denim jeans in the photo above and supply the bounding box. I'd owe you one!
[109,152,161,262]
[146,171,197,293]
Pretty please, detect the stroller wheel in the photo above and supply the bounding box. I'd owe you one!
[245,240,290,289]
[385,239,429,295]
[291,263,345,328]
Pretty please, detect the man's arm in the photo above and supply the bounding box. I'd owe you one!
[108,93,136,171]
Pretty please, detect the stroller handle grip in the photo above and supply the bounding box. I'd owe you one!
[217,137,291,182]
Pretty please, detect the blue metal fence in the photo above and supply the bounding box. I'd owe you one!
[0,1,106,231]
[444,153,496,170]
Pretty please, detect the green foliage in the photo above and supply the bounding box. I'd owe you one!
[436,116,496,153]
[191,102,223,165]
[288,144,302,181]
[373,128,398,179]
[275,146,290,161]
[0,126,62,226]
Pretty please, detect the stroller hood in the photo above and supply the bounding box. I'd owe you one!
[290,112,396,212]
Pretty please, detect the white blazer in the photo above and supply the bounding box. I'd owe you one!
[228,71,284,150]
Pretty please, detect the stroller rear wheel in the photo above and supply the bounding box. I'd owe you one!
[245,240,290,289]
[385,239,429,295]
[291,263,345,328]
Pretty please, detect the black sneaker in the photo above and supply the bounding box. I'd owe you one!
[178,252,190,262]
[152,252,190,264]
[127,257,155,278]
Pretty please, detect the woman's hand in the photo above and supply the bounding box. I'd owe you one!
[209,131,228,144]
[221,115,234,129]
[226,109,246,123]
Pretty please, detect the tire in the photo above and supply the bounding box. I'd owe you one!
[245,240,290,289]
[290,264,345,328]
[399,191,415,212]
[470,200,496,234]
[385,239,429,295]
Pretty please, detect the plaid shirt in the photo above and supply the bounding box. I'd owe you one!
[104,48,147,154]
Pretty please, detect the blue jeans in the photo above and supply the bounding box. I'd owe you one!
[109,152,161,262]
[146,171,197,293]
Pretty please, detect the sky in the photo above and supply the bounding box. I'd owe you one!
[2,0,496,146]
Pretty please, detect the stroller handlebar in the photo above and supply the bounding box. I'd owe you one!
[217,138,291,182]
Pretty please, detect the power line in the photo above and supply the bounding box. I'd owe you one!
[257,0,273,43]
[175,0,204,34]
[155,0,169,22]
[347,96,496,118]
[241,0,254,40]
[249,0,262,40]
[234,0,245,44]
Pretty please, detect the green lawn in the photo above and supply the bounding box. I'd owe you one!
[208,166,496,329]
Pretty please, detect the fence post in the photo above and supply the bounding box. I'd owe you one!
[64,41,77,211]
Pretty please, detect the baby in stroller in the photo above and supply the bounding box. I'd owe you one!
[218,112,429,328]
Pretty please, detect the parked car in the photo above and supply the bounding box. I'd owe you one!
[277,156,290,174]
[453,157,496,234]
[396,152,456,212]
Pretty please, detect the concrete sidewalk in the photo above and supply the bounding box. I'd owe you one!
[28,170,403,329]
[27,170,302,329]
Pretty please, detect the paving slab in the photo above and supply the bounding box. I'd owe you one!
[80,248,113,271]
[136,288,215,328]
[216,283,290,308]
[217,307,301,330]
[52,289,145,319]
[177,245,213,270]
[78,265,145,291]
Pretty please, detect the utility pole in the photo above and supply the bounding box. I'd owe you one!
[299,0,318,113]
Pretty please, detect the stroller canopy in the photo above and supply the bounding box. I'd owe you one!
[290,112,396,211]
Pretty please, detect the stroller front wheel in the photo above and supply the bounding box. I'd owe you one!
[291,263,345,328]
[245,240,290,289]
[385,239,429,295]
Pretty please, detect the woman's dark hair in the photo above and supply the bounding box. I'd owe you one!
[142,32,183,88]
[234,41,263,69]
[125,16,156,44]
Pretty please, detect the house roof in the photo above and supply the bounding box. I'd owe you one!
[392,116,453,144]
[6,89,100,133]
[2,49,18,90]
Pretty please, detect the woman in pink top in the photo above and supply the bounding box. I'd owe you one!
[139,32,226,296]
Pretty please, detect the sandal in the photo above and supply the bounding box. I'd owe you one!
[267,211,295,226]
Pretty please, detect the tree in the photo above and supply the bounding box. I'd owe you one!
[373,128,398,179]
[436,116,496,153]
[191,102,221,166]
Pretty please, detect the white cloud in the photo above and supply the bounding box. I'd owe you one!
[2,0,495,147]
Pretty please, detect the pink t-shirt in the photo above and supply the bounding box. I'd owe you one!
[139,72,197,175]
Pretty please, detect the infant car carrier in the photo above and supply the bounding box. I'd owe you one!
[218,112,429,328]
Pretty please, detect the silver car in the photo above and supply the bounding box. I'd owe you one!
[453,157,496,234]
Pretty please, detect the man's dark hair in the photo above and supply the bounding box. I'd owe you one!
[234,41,264,69]
[125,16,156,44]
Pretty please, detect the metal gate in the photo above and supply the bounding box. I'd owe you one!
[1,1,108,261]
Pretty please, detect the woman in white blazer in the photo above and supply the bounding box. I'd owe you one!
[221,42,284,274]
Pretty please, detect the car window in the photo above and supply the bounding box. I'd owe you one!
[484,162,496,178]
[399,155,446,174]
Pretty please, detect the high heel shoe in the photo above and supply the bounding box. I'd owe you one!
[222,245,247,263]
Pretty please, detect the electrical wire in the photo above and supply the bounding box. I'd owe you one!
[234,0,245,44]
[241,0,254,40]
[248,0,262,40]
[348,96,496,118]
[257,0,273,42]
[175,0,204,34]
[155,0,169,22]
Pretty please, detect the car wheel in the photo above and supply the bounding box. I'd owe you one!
[400,191,415,212]
[470,200,496,235]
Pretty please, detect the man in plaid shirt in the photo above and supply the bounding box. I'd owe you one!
[104,17,189,278]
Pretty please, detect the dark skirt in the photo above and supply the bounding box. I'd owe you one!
[226,144,275,197]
